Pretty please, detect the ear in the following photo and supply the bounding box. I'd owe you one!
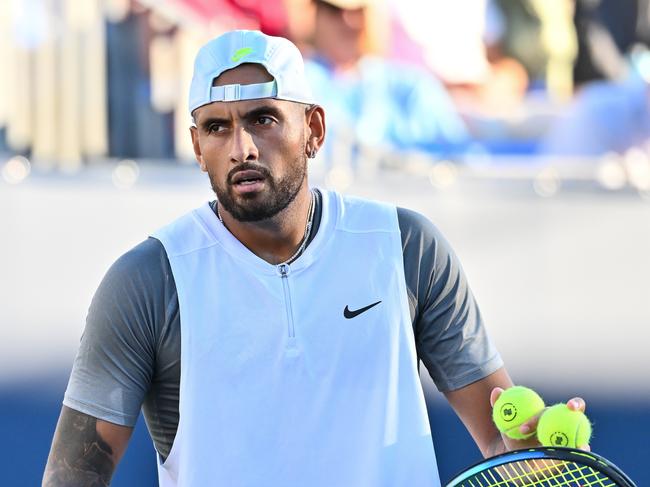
[190,126,207,172]
[305,105,326,158]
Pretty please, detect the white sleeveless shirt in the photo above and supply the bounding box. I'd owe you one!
[153,190,440,487]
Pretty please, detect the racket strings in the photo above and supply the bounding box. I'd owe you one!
[463,458,616,486]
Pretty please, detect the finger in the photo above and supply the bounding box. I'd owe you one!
[578,444,591,452]
[519,411,541,436]
[567,397,586,412]
[490,387,504,407]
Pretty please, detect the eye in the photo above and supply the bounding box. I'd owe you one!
[256,116,275,126]
[208,124,223,133]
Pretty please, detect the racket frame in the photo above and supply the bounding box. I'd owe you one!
[445,447,637,487]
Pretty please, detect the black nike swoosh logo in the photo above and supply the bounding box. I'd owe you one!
[344,300,382,319]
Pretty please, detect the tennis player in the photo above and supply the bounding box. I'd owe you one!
[43,30,584,486]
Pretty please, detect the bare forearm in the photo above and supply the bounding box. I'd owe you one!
[485,433,508,458]
[43,406,128,487]
[444,367,515,457]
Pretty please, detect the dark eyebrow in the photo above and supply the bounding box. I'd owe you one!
[198,105,284,132]
[244,105,283,121]
[199,117,229,132]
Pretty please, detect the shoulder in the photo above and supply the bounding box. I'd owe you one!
[114,236,168,267]
[397,206,433,234]
[105,237,171,286]
[396,207,460,315]
[84,237,178,376]
[93,238,175,324]
[396,206,448,254]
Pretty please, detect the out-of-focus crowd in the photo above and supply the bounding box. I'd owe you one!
[2,0,650,169]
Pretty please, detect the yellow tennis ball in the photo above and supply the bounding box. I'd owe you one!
[492,386,545,439]
[537,403,592,448]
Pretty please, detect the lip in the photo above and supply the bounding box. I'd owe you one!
[231,169,265,185]
[230,169,266,195]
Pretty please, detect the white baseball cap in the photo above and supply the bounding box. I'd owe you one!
[188,30,314,115]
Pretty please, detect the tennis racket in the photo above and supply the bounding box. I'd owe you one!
[445,447,637,487]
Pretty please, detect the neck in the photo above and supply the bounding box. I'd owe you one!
[218,186,314,265]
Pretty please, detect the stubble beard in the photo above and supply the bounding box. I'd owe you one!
[209,153,308,223]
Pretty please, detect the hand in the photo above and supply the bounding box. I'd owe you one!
[490,387,540,451]
[564,396,591,451]
[489,388,591,452]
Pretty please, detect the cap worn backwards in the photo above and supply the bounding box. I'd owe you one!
[188,30,314,115]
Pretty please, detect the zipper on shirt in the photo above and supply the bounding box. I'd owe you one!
[278,263,297,342]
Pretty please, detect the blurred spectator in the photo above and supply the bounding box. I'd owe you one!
[226,0,289,35]
[463,0,531,112]
[573,0,637,86]
[390,0,491,85]
[298,0,469,160]
[107,9,175,159]
[492,0,577,101]
[573,0,650,86]
[542,51,650,155]
[539,1,650,156]
[144,0,287,34]
[387,0,532,148]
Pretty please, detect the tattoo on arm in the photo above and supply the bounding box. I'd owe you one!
[43,407,117,487]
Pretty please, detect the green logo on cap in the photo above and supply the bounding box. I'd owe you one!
[231,47,254,62]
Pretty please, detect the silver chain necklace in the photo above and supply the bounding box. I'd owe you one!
[216,189,316,265]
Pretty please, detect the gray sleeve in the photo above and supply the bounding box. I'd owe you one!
[63,238,170,426]
[398,207,503,392]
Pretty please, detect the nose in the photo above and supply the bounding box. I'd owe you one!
[229,126,259,164]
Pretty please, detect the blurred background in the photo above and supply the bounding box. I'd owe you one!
[1,0,649,485]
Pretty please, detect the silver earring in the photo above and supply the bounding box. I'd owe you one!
[308,148,317,159]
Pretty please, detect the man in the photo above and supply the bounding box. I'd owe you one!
[43,30,585,486]
[303,0,469,157]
